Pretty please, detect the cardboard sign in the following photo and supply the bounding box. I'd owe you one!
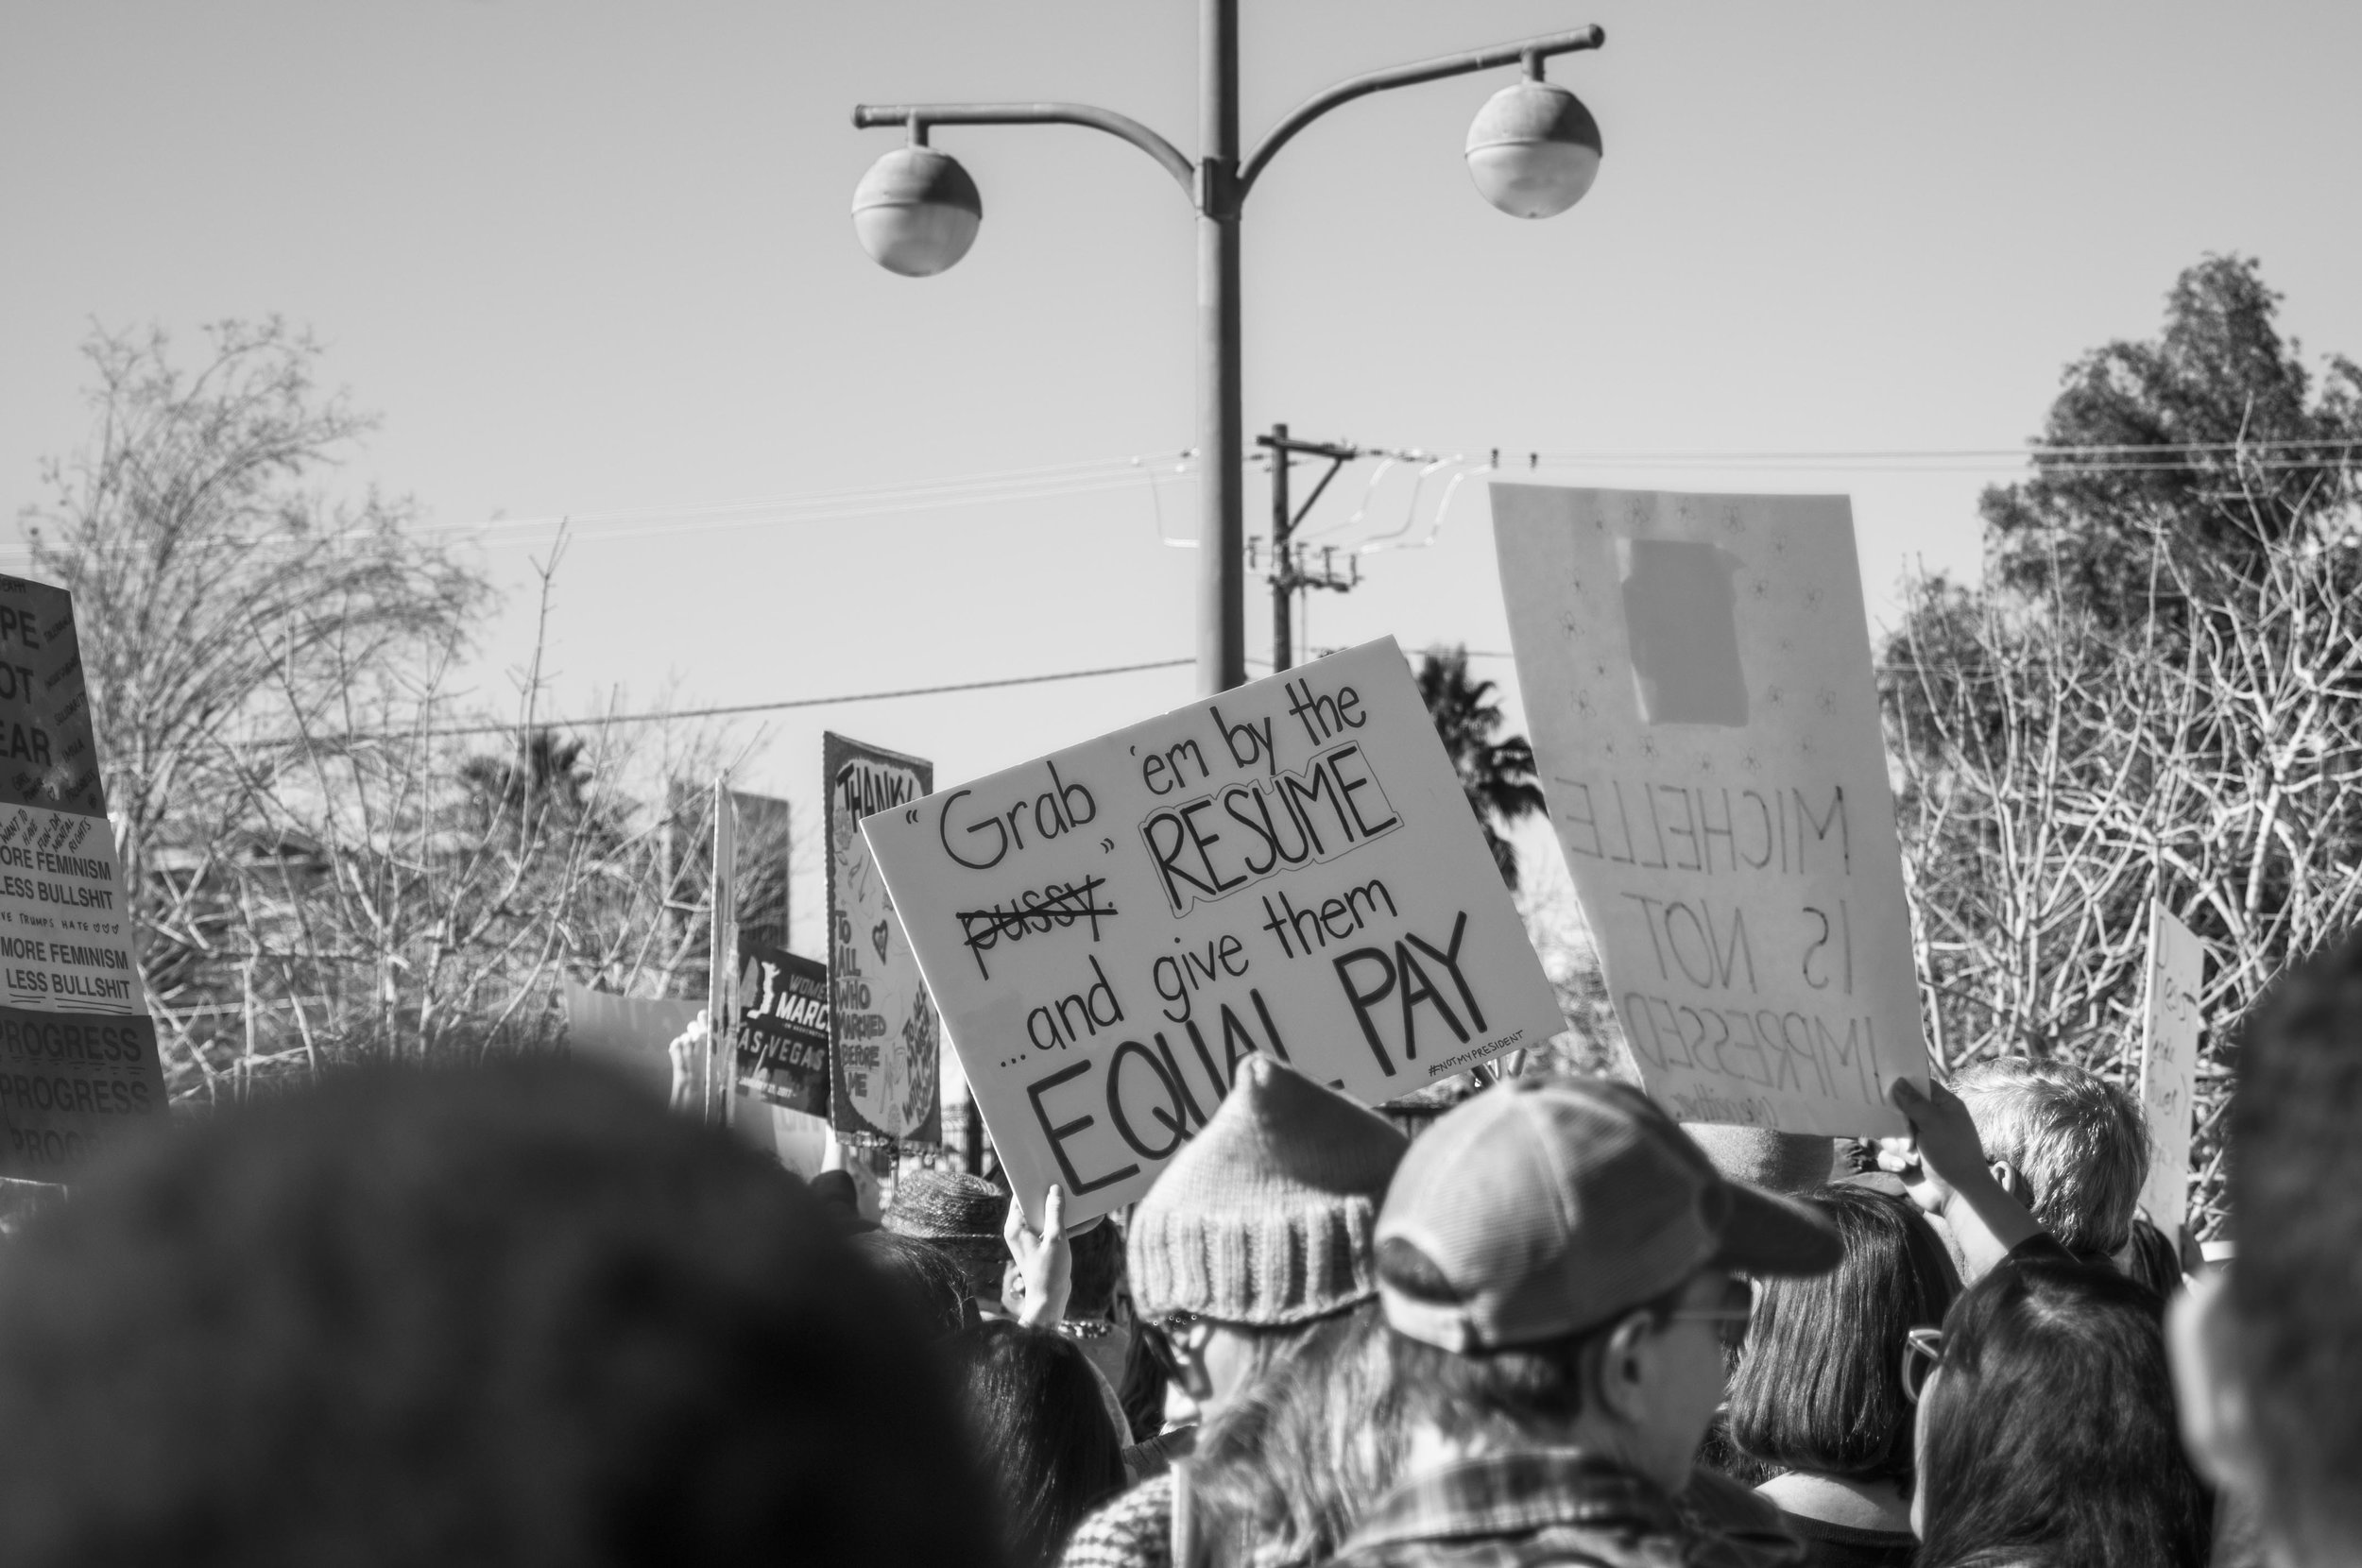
[733,945,830,1115]
[0,576,168,1175]
[825,733,942,1146]
[2137,904,2204,1236]
[860,639,1563,1226]
[1494,486,1925,1136]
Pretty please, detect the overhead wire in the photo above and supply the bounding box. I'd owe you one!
[268,656,1197,746]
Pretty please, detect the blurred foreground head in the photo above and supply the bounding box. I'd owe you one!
[2172,929,2362,1568]
[0,1060,999,1568]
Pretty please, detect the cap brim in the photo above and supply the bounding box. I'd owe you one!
[1708,1179,1842,1277]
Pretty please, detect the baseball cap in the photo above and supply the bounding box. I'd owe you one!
[1378,1077,1840,1353]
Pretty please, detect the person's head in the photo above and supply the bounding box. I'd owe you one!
[1727,1186,1959,1488]
[0,1059,999,1568]
[1914,1258,2207,1568]
[853,1229,978,1339]
[1127,1055,1408,1418]
[1951,1057,2148,1259]
[1377,1077,1840,1493]
[951,1321,1125,1568]
[2171,929,2362,1568]
[1066,1215,1123,1321]
[884,1167,1009,1306]
[1189,1299,1404,1568]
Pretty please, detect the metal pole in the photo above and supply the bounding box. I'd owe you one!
[1197,0,1246,695]
[1269,421,1292,672]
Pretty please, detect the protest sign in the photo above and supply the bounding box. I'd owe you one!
[734,792,792,953]
[733,944,830,1116]
[562,982,700,1101]
[2137,903,2205,1236]
[0,576,167,1176]
[825,733,942,1146]
[860,639,1564,1226]
[1494,486,1925,1136]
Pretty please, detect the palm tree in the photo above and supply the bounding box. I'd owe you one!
[1415,645,1546,890]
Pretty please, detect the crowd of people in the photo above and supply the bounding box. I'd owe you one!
[0,929,2355,1568]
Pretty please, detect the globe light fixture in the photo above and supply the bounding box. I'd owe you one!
[852,15,1605,698]
[1464,60,1602,219]
[850,135,983,277]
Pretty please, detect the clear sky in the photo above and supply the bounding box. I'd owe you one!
[8,1,2361,953]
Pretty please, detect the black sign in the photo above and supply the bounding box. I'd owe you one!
[734,945,830,1115]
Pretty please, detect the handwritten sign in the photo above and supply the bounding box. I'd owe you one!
[734,944,830,1115]
[0,576,167,1175]
[2137,904,2204,1237]
[860,639,1563,1226]
[825,733,942,1146]
[1494,486,1925,1136]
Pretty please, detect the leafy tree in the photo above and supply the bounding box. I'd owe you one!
[1978,254,2362,628]
[1415,644,1545,890]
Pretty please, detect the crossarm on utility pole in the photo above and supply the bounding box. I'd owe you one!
[1237,24,1605,196]
[851,102,1195,196]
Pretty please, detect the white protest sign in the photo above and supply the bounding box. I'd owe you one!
[860,639,1563,1226]
[1494,486,1925,1136]
[2137,903,2204,1237]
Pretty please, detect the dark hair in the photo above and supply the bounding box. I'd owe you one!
[1728,1187,1958,1484]
[953,1321,1125,1568]
[0,1059,1001,1568]
[1917,1258,2209,1568]
[1067,1217,1123,1320]
[1191,1300,1404,1568]
[2230,929,2362,1560]
[1115,1311,1169,1442]
[1379,1236,1682,1439]
[853,1229,977,1339]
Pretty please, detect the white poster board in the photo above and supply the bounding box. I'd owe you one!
[1495,486,1925,1136]
[2137,904,2204,1237]
[861,639,1563,1226]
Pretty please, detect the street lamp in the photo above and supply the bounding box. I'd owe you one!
[852,7,1606,694]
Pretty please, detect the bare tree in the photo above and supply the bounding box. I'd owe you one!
[1889,468,2362,1235]
[21,320,490,989]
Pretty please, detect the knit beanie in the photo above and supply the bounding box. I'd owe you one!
[883,1167,1006,1301]
[1127,1055,1409,1326]
[1683,1123,1834,1198]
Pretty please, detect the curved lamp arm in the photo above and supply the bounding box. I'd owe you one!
[851,103,1194,196]
[1238,25,1605,196]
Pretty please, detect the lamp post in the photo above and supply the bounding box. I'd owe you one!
[852,6,1605,696]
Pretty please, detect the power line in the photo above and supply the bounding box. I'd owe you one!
[278,656,1196,745]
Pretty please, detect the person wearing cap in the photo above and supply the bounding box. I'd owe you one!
[1327,1076,1842,1568]
[1062,1055,1409,1568]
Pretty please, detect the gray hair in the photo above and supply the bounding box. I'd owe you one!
[1953,1057,2150,1257]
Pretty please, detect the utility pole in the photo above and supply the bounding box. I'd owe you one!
[1256,423,1361,671]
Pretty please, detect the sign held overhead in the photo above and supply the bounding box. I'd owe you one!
[1494,486,1926,1137]
[860,639,1563,1227]
[2138,904,2205,1238]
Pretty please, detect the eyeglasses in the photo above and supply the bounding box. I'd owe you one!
[1900,1325,1944,1405]
[1139,1310,1202,1379]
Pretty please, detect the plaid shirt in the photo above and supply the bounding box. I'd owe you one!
[1326,1449,1791,1568]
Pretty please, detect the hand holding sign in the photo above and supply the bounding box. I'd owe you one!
[1005,1183,1072,1327]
